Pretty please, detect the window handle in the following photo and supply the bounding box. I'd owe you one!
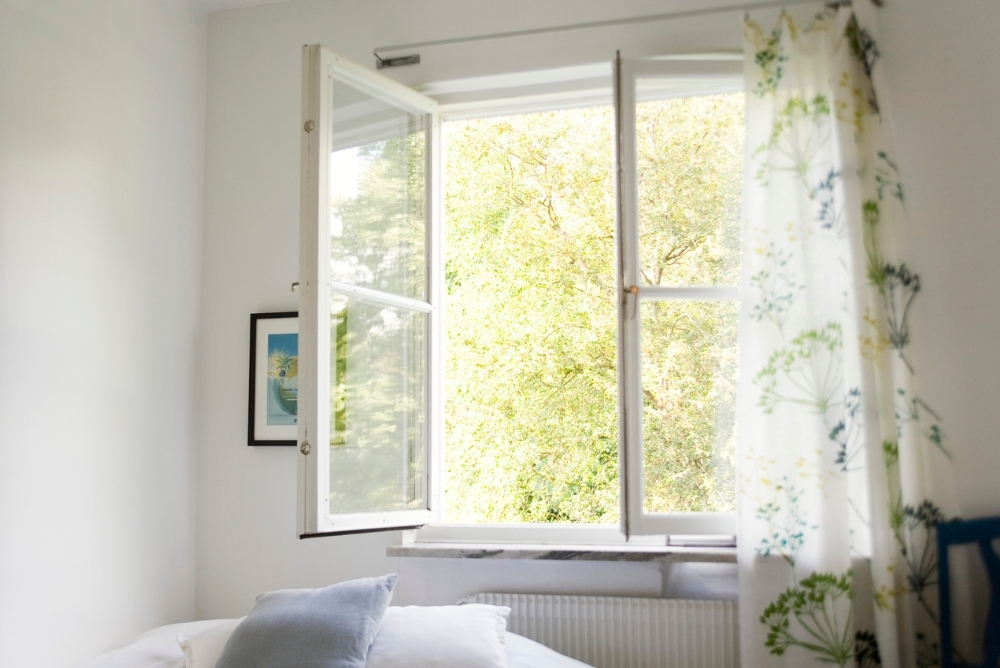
[626,285,639,320]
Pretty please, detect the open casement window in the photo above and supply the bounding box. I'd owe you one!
[615,56,740,537]
[298,45,439,536]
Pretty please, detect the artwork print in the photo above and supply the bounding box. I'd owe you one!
[266,332,298,426]
[248,312,298,445]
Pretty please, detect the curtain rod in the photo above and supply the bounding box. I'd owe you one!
[373,0,876,68]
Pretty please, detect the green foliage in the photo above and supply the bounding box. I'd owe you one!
[760,571,854,667]
[755,478,816,568]
[875,152,904,203]
[754,322,843,414]
[831,387,863,472]
[636,95,743,286]
[327,130,428,514]
[862,200,886,288]
[754,95,831,184]
[331,133,426,298]
[640,300,738,513]
[443,95,744,522]
[854,630,883,668]
[749,242,800,329]
[750,23,788,97]
[443,107,619,523]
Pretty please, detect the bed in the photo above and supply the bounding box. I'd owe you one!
[75,619,589,668]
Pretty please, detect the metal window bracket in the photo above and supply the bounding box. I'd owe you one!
[374,53,421,69]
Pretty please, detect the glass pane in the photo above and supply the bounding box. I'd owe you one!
[329,77,426,300]
[634,87,743,286]
[640,299,737,513]
[328,296,426,515]
[442,107,619,524]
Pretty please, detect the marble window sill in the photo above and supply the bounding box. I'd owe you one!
[386,542,736,563]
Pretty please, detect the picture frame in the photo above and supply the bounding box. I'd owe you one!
[248,312,299,445]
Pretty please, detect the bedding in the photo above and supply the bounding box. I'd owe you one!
[214,574,396,668]
[179,618,244,668]
[74,622,592,668]
[74,620,232,668]
[73,575,591,668]
[366,604,510,668]
[503,632,591,668]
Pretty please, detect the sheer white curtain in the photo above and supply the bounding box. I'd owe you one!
[738,7,960,666]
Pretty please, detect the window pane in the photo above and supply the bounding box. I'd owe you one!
[640,299,737,513]
[328,296,426,515]
[635,89,743,287]
[329,77,426,300]
[442,108,619,524]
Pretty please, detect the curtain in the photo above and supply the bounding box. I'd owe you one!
[738,7,960,667]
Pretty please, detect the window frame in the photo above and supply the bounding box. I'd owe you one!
[298,45,440,536]
[298,47,742,542]
[615,56,739,537]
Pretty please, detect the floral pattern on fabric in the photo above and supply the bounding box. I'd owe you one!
[738,8,960,667]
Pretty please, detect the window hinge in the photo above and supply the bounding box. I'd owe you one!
[300,440,312,455]
[304,120,315,133]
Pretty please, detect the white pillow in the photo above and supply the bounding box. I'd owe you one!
[366,604,511,668]
[176,618,244,668]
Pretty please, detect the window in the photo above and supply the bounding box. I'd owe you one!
[298,45,742,539]
[298,46,437,535]
[616,59,742,537]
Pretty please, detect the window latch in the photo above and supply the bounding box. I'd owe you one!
[626,285,639,319]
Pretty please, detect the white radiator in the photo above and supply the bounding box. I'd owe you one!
[459,593,739,668]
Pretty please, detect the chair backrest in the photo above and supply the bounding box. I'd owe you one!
[937,515,1000,668]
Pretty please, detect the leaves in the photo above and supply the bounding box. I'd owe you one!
[443,96,744,521]
[754,95,832,185]
[755,323,844,414]
[760,571,854,667]
[755,478,816,568]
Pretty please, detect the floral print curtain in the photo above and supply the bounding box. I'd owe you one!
[738,7,960,667]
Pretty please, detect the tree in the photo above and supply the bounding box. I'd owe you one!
[443,93,744,523]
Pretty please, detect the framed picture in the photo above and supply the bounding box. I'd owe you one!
[248,312,299,445]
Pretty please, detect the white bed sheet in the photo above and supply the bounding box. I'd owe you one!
[73,619,593,668]
[503,632,591,668]
[74,620,225,668]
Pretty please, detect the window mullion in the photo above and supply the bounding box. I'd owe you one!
[615,54,643,539]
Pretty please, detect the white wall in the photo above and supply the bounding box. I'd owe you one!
[0,1,207,666]
[198,0,1000,620]
[198,0,757,619]
[876,0,1000,518]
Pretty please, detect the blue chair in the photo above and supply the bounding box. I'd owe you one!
[937,515,1000,668]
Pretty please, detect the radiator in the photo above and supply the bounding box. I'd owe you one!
[459,593,739,668]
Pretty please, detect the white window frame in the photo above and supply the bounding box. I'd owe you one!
[616,56,739,537]
[298,48,741,542]
[298,45,440,536]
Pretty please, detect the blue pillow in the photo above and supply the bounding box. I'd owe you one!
[215,574,398,668]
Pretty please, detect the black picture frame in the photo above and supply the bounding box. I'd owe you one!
[248,311,299,446]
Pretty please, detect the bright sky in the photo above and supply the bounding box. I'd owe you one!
[330,146,362,201]
[329,146,362,237]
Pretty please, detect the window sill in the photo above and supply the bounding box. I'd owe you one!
[386,542,736,563]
